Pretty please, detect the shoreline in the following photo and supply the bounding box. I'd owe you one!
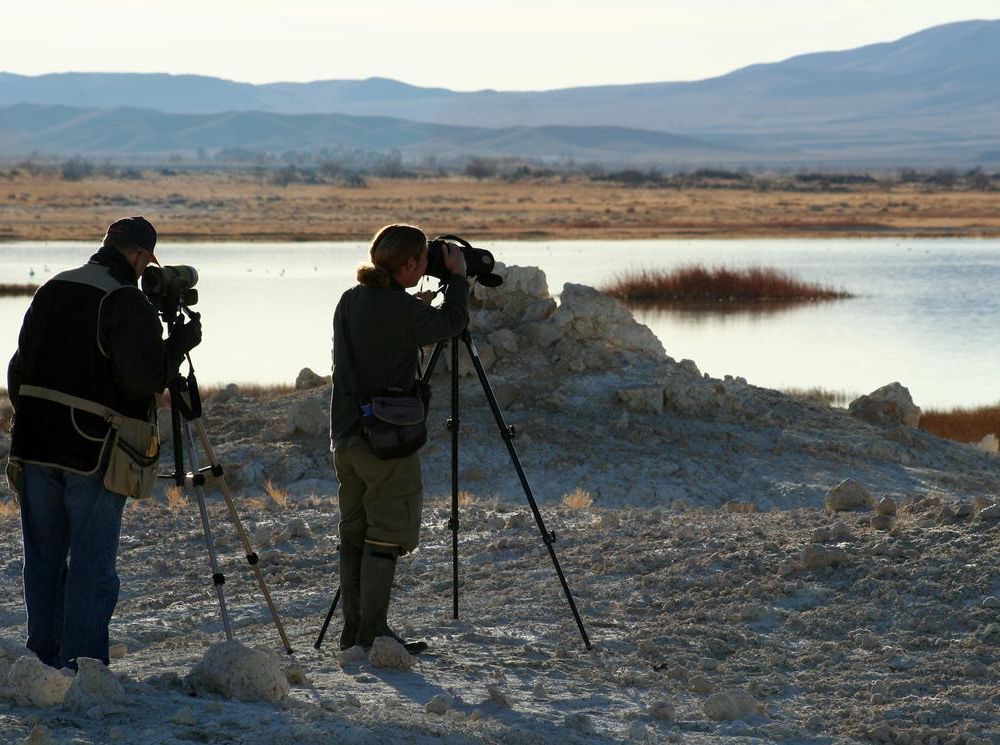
[3,173,1000,242]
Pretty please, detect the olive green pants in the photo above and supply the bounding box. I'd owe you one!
[334,435,424,553]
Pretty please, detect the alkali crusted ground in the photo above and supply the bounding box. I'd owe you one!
[0,266,998,745]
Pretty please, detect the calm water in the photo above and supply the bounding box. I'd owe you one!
[1,238,998,409]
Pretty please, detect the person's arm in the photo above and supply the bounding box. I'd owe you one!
[7,350,23,409]
[408,274,470,346]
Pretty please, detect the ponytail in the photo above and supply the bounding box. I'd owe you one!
[357,224,426,288]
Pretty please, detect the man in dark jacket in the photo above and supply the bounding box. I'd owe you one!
[7,216,202,669]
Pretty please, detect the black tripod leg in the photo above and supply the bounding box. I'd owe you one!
[181,420,235,642]
[314,587,341,649]
[449,336,460,619]
[461,330,592,650]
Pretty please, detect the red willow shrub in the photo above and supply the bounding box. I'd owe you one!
[603,265,850,303]
[920,405,1000,444]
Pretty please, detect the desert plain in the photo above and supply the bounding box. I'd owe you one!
[2,170,1000,241]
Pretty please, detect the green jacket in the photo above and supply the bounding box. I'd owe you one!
[330,275,469,445]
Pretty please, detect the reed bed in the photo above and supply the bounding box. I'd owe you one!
[920,404,1000,443]
[0,284,38,297]
[603,265,850,303]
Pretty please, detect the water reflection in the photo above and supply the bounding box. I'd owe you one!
[626,298,844,324]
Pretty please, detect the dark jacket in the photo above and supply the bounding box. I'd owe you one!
[330,275,470,445]
[8,245,170,473]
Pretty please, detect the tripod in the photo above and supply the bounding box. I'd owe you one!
[316,326,592,651]
[164,336,293,655]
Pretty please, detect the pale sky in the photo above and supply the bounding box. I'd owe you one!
[1,0,997,91]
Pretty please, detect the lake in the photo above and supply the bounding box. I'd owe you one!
[1,238,998,410]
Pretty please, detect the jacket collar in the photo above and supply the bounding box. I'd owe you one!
[89,244,139,287]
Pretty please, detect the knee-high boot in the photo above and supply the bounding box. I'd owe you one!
[357,542,428,654]
[357,542,398,649]
[338,542,363,650]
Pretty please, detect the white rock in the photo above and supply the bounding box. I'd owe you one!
[172,706,197,725]
[648,699,675,720]
[368,637,415,671]
[425,694,450,715]
[800,544,849,569]
[21,724,54,745]
[65,657,125,711]
[9,655,71,707]
[486,683,513,709]
[295,367,329,390]
[825,479,874,511]
[211,383,242,404]
[286,518,313,538]
[187,640,290,702]
[975,433,999,454]
[285,397,328,437]
[848,382,921,428]
[487,329,519,355]
[875,497,897,516]
[616,385,664,415]
[977,504,1000,521]
[702,689,761,720]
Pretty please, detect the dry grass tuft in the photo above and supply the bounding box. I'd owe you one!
[562,488,594,509]
[782,387,858,408]
[603,265,851,303]
[457,490,477,507]
[263,479,290,508]
[920,404,1000,443]
[0,283,38,297]
[165,485,189,511]
[0,499,19,519]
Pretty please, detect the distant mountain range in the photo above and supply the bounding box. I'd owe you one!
[1,19,998,166]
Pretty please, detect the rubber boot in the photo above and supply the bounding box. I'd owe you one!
[358,542,428,655]
[338,543,362,650]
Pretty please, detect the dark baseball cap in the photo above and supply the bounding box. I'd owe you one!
[103,216,157,262]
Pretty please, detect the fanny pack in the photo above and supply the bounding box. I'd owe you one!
[360,390,428,459]
[11,385,159,499]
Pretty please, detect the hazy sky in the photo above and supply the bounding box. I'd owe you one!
[1,1,997,90]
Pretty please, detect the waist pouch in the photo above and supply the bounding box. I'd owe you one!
[10,385,159,499]
[360,393,427,460]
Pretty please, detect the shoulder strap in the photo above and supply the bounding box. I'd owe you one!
[18,384,118,419]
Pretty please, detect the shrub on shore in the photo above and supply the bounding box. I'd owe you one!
[920,405,1000,444]
[0,284,38,297]
[603,265,850,303]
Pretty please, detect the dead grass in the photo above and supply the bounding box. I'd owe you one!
[782,387,858,408]
[603,265,850,303]
[200,383,298,399]
[165,485,189,511]
[0,283,38,296]
[263,479,289,508]
[562,488,594,509]
[920,404,1000,443]
[3,171,1000,241]
[0,499,19,520]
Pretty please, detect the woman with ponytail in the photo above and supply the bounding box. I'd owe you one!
[330,223,468,655]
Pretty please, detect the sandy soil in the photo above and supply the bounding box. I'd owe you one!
[3,172,1000,241]
[0,268,998,744]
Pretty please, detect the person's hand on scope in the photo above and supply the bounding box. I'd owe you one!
[441,242,467,279]
[166,312,203,360]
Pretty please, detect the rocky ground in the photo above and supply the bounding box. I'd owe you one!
[0,265,998,744]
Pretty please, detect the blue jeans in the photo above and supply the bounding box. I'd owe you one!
[19,463,127,669]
